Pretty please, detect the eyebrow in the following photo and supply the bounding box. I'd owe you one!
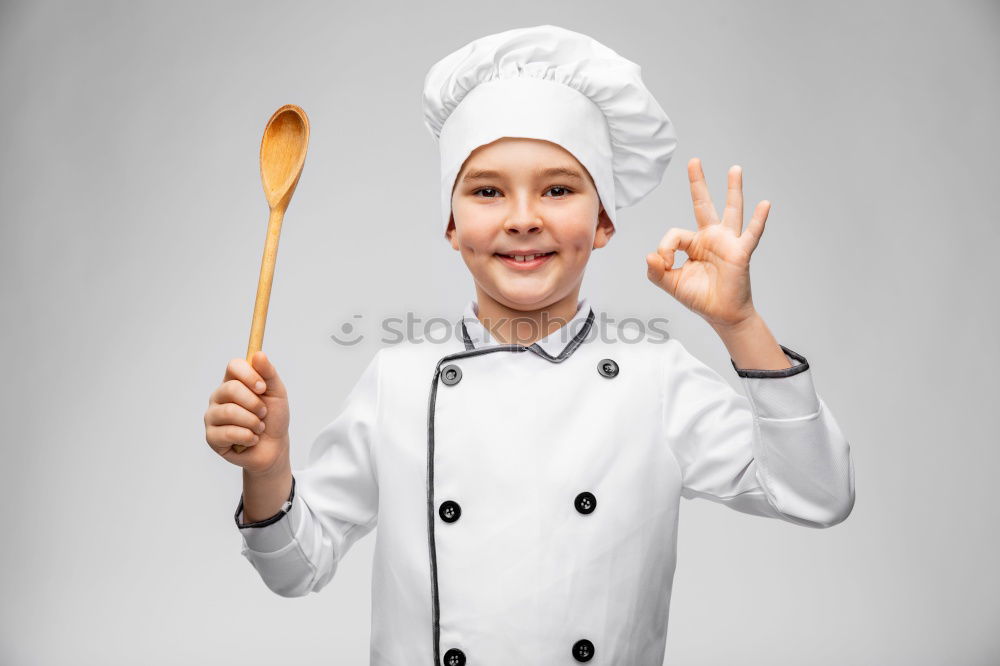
[461,167,586,183]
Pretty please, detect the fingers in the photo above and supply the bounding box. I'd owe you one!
[722,165,744,235]
[206,353,285,458]
[210,379,267,419]
[224,357,268,396]
[205,401,266,435]
[656,226,696,268]
[646,251,669,286]
[687,158,719,229]
[646,252,683,297]
[249,351,287,399]
[649,227,696,296]
[204,394,266,453]
[741,200,771,254]
[206,423,259,452]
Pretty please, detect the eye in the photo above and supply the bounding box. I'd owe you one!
[545,186,574,197]
[470,185,574,199]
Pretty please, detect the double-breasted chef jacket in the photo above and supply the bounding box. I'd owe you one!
[234,296,856,666]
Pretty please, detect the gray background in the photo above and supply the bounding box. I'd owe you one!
[1,0,997,664]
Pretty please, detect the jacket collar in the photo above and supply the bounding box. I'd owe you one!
[459,296,596,362]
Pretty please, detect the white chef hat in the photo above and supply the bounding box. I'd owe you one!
[422,24,678,236]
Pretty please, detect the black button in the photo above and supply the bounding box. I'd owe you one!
[575,491,596,515]
[443,648,466,666]
[441,364,462,386]
[572,638,595,662]
[439,500,461,523]
[597,358,619,378]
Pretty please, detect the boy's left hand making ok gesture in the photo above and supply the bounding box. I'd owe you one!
[646,158,771,330]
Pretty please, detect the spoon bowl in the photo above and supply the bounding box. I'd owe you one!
[260,106,310,211]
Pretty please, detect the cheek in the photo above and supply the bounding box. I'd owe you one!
[457,230,494,257]
[559,229,597,255]
[550,211,599,253]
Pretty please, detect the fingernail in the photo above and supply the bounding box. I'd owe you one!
[255,381,265,393]
[256,421,265,433]
[252,435,260,443]
[258,407,267,418]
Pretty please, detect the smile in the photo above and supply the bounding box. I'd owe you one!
[495,251,556,269]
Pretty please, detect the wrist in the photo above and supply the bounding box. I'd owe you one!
[240,457,293,525]
[710,311,792,371]
[709,308,760,336]
[245,445,291,481]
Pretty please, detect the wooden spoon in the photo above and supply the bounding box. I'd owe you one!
[233,104,310,454]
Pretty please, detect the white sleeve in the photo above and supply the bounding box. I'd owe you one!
[234,349,382,596]
[662,339,855,528]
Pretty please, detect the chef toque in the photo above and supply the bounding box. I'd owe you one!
[422,24,678,237]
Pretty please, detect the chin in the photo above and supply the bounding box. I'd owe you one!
[489,285,561,311]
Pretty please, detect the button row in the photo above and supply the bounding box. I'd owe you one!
[439,358,619,386]
[439,492,597,524]
[442,639,595,664]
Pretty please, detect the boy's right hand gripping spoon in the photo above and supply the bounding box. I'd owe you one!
[233,104,310,454]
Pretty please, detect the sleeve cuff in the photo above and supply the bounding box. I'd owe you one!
[730,344,809,378]
[234,475,302,553]
[734,345,821,418]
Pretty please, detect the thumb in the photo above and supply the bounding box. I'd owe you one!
[250,351,287,398]
[646,252,680,297]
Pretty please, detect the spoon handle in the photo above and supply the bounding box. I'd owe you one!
[234,206,284,454]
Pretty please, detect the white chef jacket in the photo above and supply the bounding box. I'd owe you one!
[234,296,855,666]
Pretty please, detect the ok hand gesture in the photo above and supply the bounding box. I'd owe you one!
[646,158,771,329]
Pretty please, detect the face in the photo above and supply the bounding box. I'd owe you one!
[446,137,615,312]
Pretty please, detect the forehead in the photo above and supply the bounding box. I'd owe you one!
[458,137,592,182]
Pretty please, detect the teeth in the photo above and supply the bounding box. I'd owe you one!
[504,252,550,262]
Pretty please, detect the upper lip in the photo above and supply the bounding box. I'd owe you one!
[495,249,556,256]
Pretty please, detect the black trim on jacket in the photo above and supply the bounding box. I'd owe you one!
[730,344,809,378]
[234,474,296,529]
[429,307,595,665]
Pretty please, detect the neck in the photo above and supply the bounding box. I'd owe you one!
[472,286,582,346]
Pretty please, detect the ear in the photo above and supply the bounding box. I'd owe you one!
[593,205,615,249]
[445,213,459,249]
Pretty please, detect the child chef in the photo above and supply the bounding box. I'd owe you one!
[204,24,855,666]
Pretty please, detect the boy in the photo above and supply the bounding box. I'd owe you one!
[203,25,854,666]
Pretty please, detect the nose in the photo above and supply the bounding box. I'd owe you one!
[503,198,544,235]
